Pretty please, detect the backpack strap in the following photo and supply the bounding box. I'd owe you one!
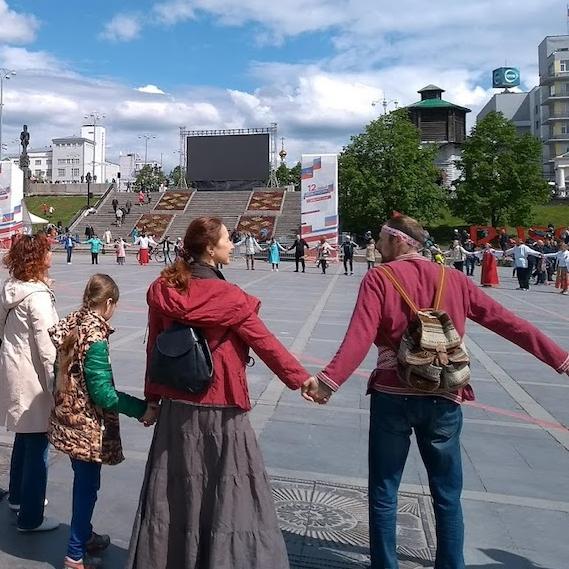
[379,266,419,314]
[433,265,446,310]
[379,264,447,313]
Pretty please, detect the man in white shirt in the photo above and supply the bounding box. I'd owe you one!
[504,240,542,291]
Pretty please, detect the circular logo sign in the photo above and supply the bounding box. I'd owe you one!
[504,68,520,84]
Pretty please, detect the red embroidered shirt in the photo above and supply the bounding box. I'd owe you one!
[317,255,569,403]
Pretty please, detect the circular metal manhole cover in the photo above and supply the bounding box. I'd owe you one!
[273,484,369,546]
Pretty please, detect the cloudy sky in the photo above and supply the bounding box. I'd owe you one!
[0,0,566,170]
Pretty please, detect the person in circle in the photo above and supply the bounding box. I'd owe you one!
[0,233,60,532]
[126,217,313,569]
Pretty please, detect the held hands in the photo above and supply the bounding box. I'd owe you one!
[140,402,160,427]
[301,377,332,405]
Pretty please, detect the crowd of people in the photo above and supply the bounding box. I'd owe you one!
[1,216,568,569]
[418,226,569,294]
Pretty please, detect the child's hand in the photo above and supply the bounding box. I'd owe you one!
[140,403,159,427]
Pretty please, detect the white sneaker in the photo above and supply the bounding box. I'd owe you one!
[18,516,60,532]
[9,498,48,512]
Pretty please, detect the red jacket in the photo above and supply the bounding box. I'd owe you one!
[317,255,569,402]
[145,277,310,410]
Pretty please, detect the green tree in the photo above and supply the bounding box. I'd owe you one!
[276,161,301,189]
[339,110,445,235]
[169,165,183,187]
[135,164,167,192]
[452,111,549,227]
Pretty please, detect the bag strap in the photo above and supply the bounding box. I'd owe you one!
[379,264,446,313]
[379,266,419,314]
[433,265,446,310]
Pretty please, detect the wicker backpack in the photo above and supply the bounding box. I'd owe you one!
[379,265,471,393]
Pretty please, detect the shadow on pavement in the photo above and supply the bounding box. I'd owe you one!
[469,548,554,569]
[0,505,127,569]
[284,530,370,568]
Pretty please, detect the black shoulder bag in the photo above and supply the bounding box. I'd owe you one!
[149,322,216,394]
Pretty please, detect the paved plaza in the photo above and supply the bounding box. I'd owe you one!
[0,252,568,568]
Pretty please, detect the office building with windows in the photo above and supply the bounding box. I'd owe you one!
[119,152,162,188]
[3,124,119,184]
[52,136,95,184]
[539,35,569,191]
[6,147,53,181]
[477,35,569,196]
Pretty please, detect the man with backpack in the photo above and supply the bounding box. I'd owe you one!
[302,214,569,569]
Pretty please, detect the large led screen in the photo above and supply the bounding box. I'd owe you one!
[186,134,269,182]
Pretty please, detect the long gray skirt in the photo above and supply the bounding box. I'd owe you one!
[125,400,290,569]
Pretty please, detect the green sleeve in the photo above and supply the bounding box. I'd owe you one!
[84,341,147,419]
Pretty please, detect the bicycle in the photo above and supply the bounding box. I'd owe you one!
[135,244,175,264]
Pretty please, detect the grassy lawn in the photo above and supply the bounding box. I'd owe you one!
[24,196,95,230]
[427,202,569,246]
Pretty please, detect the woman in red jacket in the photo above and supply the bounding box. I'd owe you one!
[127,216,311,569]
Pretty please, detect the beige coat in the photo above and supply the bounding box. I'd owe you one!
[366,241,377,262]
[0,278,58,433]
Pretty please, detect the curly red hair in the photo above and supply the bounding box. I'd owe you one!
[4,233,51,282]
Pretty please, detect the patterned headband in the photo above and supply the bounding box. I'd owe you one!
[381,225,423,249]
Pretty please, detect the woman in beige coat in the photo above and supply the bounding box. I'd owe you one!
[0,233,60,532]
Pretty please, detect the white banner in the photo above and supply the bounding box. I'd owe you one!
[0,162,23,239]
[300,154,338,256]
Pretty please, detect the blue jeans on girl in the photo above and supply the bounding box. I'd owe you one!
[67,459,102,561]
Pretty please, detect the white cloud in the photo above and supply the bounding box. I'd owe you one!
[153,0,195,24]
[100,13,142,42]
[4,0,565,169]
[0,0,39,44]
[151,0,342,34]
[0,46,64,74]
[136,84,166,95]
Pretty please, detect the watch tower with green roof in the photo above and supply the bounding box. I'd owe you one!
[407,85,470,144]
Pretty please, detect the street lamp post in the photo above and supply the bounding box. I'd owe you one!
[0,68,16,162]
[138,134,156,166]
[372,97,399,115]
[84,111,105,186]
[86,171,92,208]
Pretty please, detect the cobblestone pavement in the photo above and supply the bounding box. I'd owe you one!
[0,254,567,568]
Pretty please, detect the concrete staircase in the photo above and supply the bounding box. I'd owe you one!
[274,191,301,242]
[68,189,301,245]
[71,191,162,240]
[168,191,252,237]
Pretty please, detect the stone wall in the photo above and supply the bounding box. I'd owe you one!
[27,183,109,196]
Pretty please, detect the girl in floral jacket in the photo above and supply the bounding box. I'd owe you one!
[48,274,152,569]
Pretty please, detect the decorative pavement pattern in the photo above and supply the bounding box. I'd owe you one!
[272,477,436,569]
[248,191,284,212]
[154,191,192,211]
[237,214,276,240]
[135,213,173,239]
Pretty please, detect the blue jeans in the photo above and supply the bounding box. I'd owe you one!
[8,432,49,529]
[369,392,464,569]
[67,459,101,561]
